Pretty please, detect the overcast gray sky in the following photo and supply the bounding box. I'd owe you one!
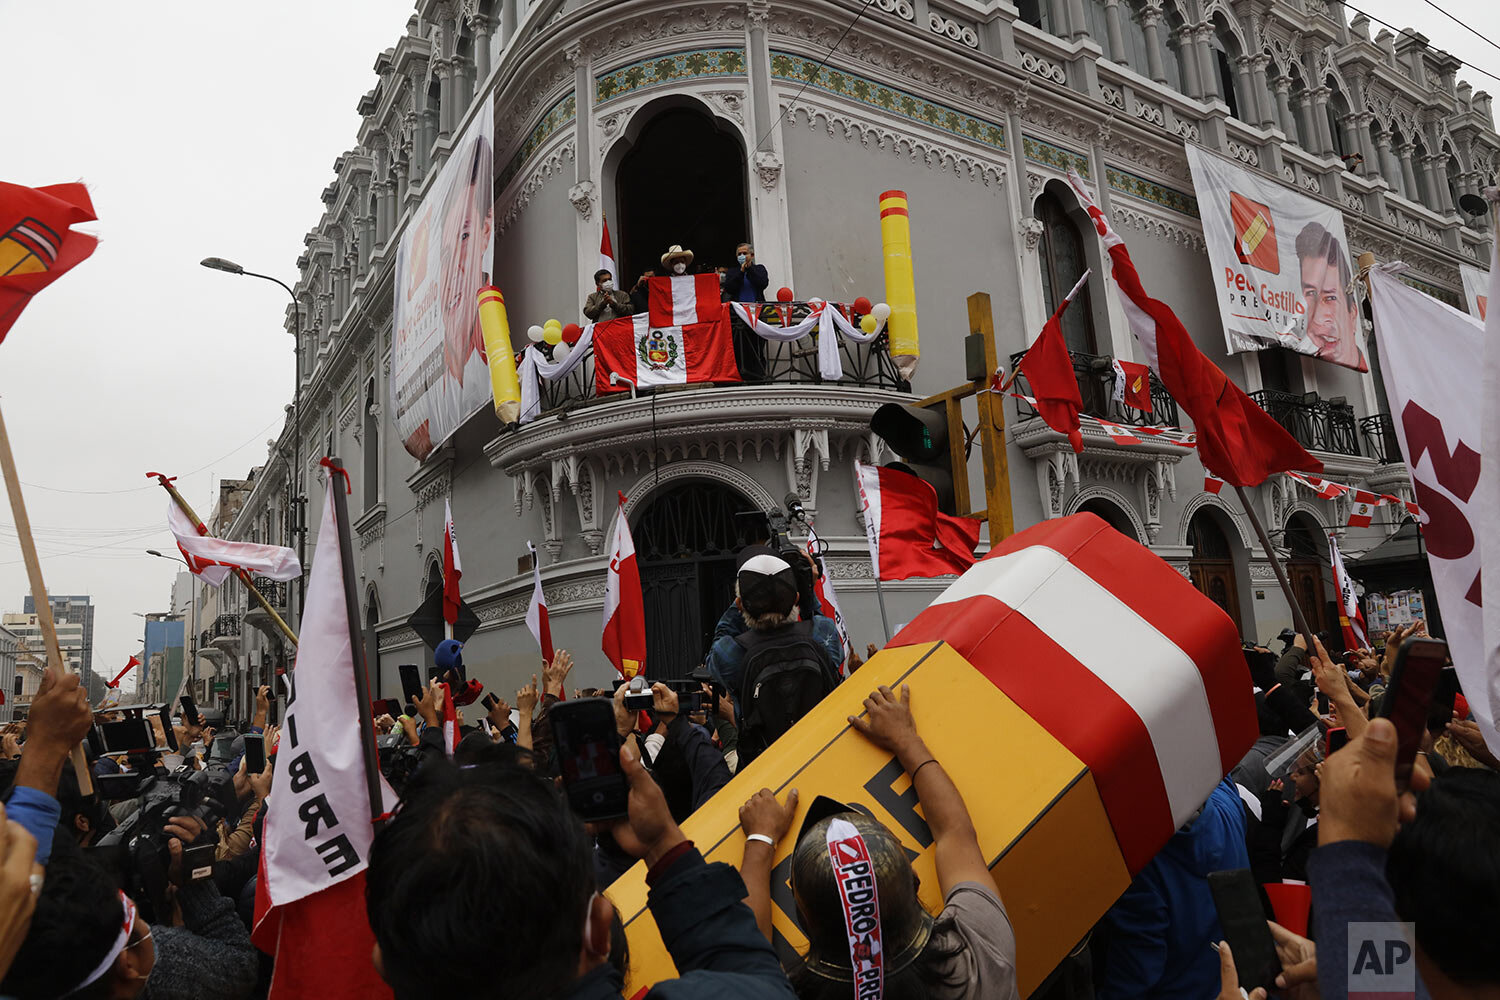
[2,1,1497,695]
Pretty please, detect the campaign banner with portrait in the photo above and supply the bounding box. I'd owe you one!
[392,95,495,461]
[1186,146,1367,372]
[1461,262,1489,321]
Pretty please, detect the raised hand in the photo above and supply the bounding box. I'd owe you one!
[516,675,539,716]
[543,649,574,698]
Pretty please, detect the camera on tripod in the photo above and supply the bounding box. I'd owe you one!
[763,492,821,620]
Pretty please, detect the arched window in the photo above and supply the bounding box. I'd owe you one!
[1036,191,1098,355]
[1208,22,1242,121]
[1016,0,1050,31]
[1445,151,1462,214]
[1326,84,1351,161]
[1078,497,1141,542]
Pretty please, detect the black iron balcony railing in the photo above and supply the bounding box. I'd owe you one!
[1249,390,1361,456]
[1360,413,1402,465]
[211,613,241,639]
[529,302,908,417]
[251,577,288,610]
[199,630,212,650]
[1006,350,1180,429]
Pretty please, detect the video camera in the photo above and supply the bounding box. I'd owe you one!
[763,492,820,620]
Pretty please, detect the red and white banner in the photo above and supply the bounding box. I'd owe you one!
[856,463,979,581]
[1185,146,1367,372]
[592,311,739,394]
[648,273,721,327]
[600,214,617,286]
[890,512,1257,872]
[1286,471,1348,499]
[1097,420,1141,447]
[168,500,300,587]
[1328,533,1368,651]
[525,540,555,662]
[602,493,646,679]
[391,94,495,461]
[253,478,395,1000]
[807,524,850,666]
[1347,490,1378,529]
[1204,472,1225,495]
[825,818,884,998]
[442,499,462,627]
[1369,263,1495,752]
[1112,359,1153,412]
[440,681,459,758]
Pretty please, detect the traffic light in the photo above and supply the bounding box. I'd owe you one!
[870,401,961,513]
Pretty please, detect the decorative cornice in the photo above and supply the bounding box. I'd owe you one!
[782,100,1007,186]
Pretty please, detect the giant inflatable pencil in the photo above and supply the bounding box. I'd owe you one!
[477,285,520,425]
[607,512,1257,997]
[879,189,920,378]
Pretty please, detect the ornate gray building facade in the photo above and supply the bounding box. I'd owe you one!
[200,0,1494,712]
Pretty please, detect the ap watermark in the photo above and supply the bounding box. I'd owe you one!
[1349,922,1417,998]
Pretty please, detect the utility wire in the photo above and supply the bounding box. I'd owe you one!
[752,0,879,152]
[1342,1,1500,86]
[1417,0,1500,60]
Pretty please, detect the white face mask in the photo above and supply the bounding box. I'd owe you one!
[600,280,613,291]
[737,253,748,265]
[672,262,688,275]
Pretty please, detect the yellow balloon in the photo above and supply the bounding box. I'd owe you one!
[543,325,563,345]
[544,318,563,331]
[859,313,879,334]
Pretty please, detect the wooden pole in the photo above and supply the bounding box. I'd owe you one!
[149,474,299,647]
[1235,484,1318,649]
[967,292,1015,539]
[0,403,93,794]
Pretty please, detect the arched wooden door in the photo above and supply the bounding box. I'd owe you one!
[1187,510,1243,637]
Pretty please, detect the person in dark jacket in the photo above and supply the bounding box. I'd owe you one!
[721,242,769,380]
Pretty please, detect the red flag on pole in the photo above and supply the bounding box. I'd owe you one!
[442,499,462,627]
[602,492,646,678]
[525,540,555,662]
[1328,533,1368,650]
[439,681,459,758]
[1018,271,1089,453]
[1067,171,1321,487]
[0,182,98,344]
[600,214,616,285]
[856,463,980,581]
[1112,359,1153,413]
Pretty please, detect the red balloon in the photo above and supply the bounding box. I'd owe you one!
[776,286,794,302]
[852,296,873,315]
[562,322,583,345]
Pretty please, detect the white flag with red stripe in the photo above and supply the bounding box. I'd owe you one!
[648,273,721,327]
[1328,533,1369,650]
[807,524,850,667]
[602,492,646,678]
[442,499,462,626]
[1096,420,1142,447]
[525,540,555,661]
[889,512,1257,873]
[168,501,300,587]
[440,681,459,758]
[599,214,616,285]
[1287,471,1348,499]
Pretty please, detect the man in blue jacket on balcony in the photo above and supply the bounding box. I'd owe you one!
[721,242,769,381]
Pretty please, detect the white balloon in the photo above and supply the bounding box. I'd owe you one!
[527,324,545,342]
[551,342,571,363]
[871,302,892,321]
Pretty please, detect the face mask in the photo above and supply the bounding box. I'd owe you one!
[600,280,613,291]
[737,253,748,265]
[672,263,687,275]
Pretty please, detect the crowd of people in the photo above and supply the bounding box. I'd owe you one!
[0,542,1495,999]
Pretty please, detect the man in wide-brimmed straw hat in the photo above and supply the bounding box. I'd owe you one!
[660,244,695,274]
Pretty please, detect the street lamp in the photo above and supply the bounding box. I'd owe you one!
[146,549,199,704]
[200,256,306,618]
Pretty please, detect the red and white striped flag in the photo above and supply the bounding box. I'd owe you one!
[1287,471,1348,499]
[168,500,300,587]
[648,273,722,327]
[593,312,739,394]
[1347,489,1378,528]
[890,512,1256,872]
[1018,271,1089,453]
[599,213,616,285]
[442,499,462,627]
[856,463,979,581]
[1204,472,1225,495]
[525,540,555,662]
[602,493,646,679]
[1329,533,1368,651]
[1097,420,1142,447]
[439,681,459,758]
[807,524,850,667]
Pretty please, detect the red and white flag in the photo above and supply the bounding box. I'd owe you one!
[1347,490,1378,529]
[1018,271,1089,453]
[1204,472,1225,495]
[1097,420,1142,447]
[599,214,616,285]
[439,682,459,758]
[807,524,850,667]
[1370,262,1495,753]
[442,499,462,627]
[0,181,98,345]
[593,311,739,394]
[889,512,1257,872]
[602,492,646,679]
[648,273,721,327]
[525,540,555,662]
[1067,170,1321,487]
[1287,471,1347,499]
[252,478,395,1000]
[1328,533,1368,651]
[1112,359,1153,413]
[168,500,300,587]
[856,463,980,581]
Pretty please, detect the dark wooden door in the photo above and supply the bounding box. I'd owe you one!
[1191,560,1243,638]
[1288,558,1327,635]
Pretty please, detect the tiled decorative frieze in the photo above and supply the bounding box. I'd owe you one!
[1105,165,1199,219]
[1401,274,1463,308]
[1021,135,1089,177]
[770,51,1006,151]
[498,91,576,192]
[595,48,747,104]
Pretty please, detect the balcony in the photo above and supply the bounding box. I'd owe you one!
[1360,414,1402,466]
[244,578,292,645]
[210,613,242,655]
[250,577,288,610]
[1006,350,1180,429]
[1249,390,1360,457]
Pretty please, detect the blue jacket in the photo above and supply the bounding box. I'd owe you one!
[704,606,843,705]
[1095,778,1251,1000]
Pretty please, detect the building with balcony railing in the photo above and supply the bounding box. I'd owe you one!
[217,0,1491,709]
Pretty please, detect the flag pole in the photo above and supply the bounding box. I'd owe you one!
[874,577,892,643]
[149,474,298,646]
[325,458,385,826]
[0,403,93,794]
[1234,484,1318,647]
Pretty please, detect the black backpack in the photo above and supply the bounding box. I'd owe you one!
[734,619,839,765]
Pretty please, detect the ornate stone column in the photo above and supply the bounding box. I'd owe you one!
[1249,53,1273,128]
[1311,86,1335,157]
[1339,114,1361,164]
[1375,132,1401,196]
[1273,78,1296,141]
[1425,154,1454,213]
[1102,0,1127,62]
[1194,23,1218,103]
[1234,55,1258,122]
[435,61,453,142]
[1398,143,1421,203]
[1139,4,1167,83]
[1176,24,1203,100]
[472,14,492,82]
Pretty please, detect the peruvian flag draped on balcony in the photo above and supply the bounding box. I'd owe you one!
[1018,270,1090,453]
[592,311,738,394]
[1066,170,1321,487]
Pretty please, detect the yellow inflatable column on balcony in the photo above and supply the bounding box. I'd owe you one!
[477,285,520,425]
[879,189,920,379]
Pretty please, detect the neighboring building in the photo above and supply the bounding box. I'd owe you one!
[220,0,1494,711]
[140,617,185,707]
[0,627,18,724]
[2,613,86,676]
[23,595,95,691]
[10,637,45,720]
